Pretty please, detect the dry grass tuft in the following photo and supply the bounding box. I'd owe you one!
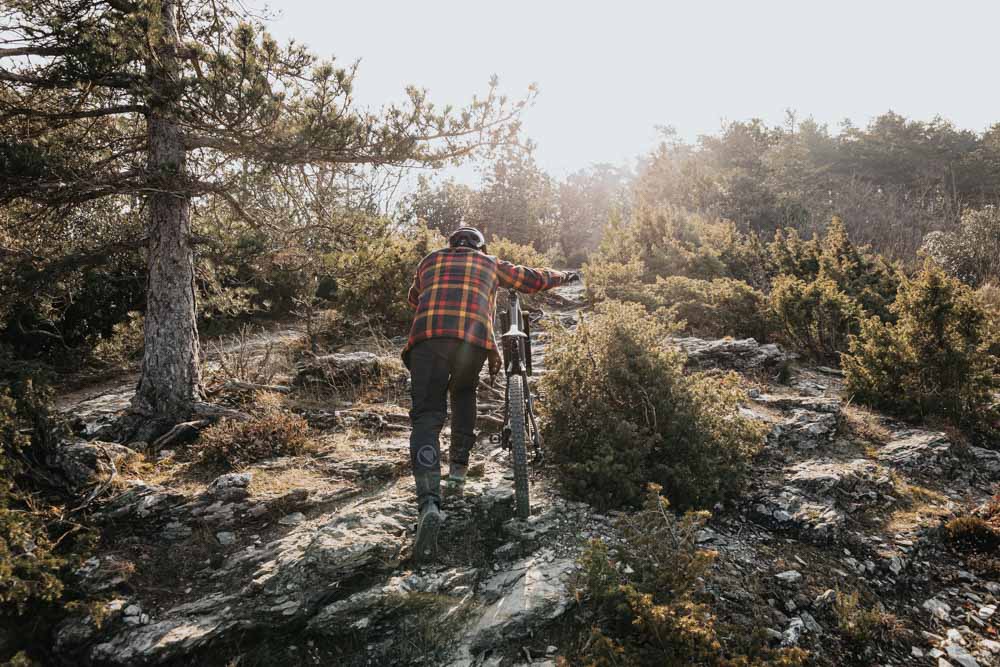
[842,404,894,447]
[834,590,905,646]
[193,392,313,470]
[943,515,1000,552]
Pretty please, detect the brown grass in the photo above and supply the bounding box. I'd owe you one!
[842,404,894,446]
[248,464,340,498]
[890,472,948,505]
[943,515,1000,552]
[884,502,951,536]
[834,590,905,646]
[193,392,314,470]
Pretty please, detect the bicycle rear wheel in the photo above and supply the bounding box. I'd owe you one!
[507,374,531,519]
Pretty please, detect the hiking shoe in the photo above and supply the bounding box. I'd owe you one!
[414,501,443,563]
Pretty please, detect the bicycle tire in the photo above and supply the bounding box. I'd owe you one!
[507,374,531,519]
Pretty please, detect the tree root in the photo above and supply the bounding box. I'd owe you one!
[151,419,209,452]
[101,401,252,447]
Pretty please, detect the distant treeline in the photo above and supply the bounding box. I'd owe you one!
[407,111,1000,263]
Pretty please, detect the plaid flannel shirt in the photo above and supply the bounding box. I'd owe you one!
[403,247,569,361]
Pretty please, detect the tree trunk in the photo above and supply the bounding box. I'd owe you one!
[131,0,202,422]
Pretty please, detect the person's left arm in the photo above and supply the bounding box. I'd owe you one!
[407,268,422,308]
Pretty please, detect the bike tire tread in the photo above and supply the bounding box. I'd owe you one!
[508,374,531,519]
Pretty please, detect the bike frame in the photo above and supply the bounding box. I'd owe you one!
[498,289,544,459]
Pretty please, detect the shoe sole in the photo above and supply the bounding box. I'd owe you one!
[414,510,442,562]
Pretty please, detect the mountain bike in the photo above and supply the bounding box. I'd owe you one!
[493,288,543,519]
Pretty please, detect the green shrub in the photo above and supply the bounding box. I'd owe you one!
[89,311,144,369]
[769,275,862,361]
[0,377,93,664]
[589,205,746,284]
[581,256,645,302]
[194,393,312,469]
[330,224,444,329]
[645,276,773,341]
[817,217,900,321]
[767,219,899,321]
[707,223,773,288]
[0,243,146,368]
[768,228,820,282]
[488,235,549,267]
[541,301,765,510]
[843,262,998,435]
[629,205,729,281]
[567,486,808,667]
[0,388,66,615]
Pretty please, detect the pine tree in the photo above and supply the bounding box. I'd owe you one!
[0,0,529,435]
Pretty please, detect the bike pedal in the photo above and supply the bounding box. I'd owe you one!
[488,433,502,445]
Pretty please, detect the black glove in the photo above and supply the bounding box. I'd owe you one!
[563,271,582,284]
[488,348,503,377]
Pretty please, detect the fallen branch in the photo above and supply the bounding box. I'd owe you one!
[478,378,504,398]
[476,414,503,427]
[208,380,292,396]
[190,402,252,422]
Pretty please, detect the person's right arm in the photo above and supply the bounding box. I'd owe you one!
[496,260,571,293]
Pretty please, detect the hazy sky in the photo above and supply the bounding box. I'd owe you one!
[265,0,1000,181]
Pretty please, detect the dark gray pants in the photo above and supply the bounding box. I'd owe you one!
[406,339,488,507]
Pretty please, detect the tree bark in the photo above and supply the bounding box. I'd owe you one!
[131,0,202,421]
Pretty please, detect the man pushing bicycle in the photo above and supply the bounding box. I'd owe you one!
[402,227,578,562]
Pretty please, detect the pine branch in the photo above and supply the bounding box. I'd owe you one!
[2,104,147,120]
[2,168,147,206]
[0,47,68,58]
[11,236,148,280]
[0,68,136,89]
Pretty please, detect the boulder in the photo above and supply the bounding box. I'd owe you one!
[98,481,187,523]
[922,597,951,621]
[75,556,133,594]
[88,492,414,664]
[786,459,893,503]
[776,570,803,586]
[877,431,953,470]
[47,440,136,493]
[467,553,576,653]
[293,352,400,389]
[206,472,253,501]
[308,567,477,632]
[669,337,792,372]
[968,446,1000,480]
[328,456,406,482]
[151,420,207,452]
[781,617,806,647]
[751,486,845,544]
[770,409,840,450]
[753,394,842,415]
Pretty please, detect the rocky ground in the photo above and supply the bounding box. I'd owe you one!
[40,284,1000,666]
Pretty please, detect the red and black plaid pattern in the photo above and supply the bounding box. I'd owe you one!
[403,247,568,359]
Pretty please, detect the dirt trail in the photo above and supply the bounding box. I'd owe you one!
[55,321,303,425]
